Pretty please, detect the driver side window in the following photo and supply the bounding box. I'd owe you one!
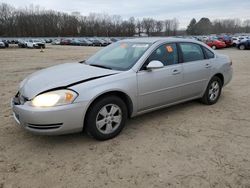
[142,43,178,70]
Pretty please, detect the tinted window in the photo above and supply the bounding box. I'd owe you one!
[180,43,205,62]
[147,43,178,66]
[203,47,215,59]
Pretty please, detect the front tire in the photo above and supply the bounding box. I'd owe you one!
[85,96,127,140]
[201,76,222,105]
[239,44,245,50]
[212,45,216,50]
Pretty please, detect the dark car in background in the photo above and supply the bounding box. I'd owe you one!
[70,39,85,46]
[89,38,110,46]
[80,39,93,46]
[18,39,27,48]
[237,39,250,50]
[45,39,52,43]
[89,38,103,46]
[110,38,119,42]
[60,39,72,45]
[1,40,9,48]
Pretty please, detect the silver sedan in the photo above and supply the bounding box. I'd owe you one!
[11,38,233,140]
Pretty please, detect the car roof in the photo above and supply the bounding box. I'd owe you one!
[121,37,198,44]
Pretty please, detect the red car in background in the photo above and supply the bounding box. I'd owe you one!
[217,36,233,47]
[205,40,226,50]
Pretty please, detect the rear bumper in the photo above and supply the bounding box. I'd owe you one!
[34,44,45,48]
[11,99,88,135]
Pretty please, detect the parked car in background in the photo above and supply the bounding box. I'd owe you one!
[70,39,85,46]
[217,36,233,47]
[89,38,103,46]
[26,39,45,49]
[110,38,120,42]
[205,39,226,49]
[232,37,240,46]
[60,39,71,45]
[0,41,5,48]
[101,38,112,45]
[51,39,61,45]
[80,38,93,46]
[45,39,52,43]
[1,40,9,48]
[11,38,232,140]
[237,39,250,50]
[99,39,109,46]
[8,39,19,44]
[18,39,27,48]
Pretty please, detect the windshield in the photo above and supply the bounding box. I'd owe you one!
[85,42,151,71]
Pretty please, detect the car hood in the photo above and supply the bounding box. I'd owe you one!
[19,63,120,99]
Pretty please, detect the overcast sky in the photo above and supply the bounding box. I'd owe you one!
[1,0,250,28]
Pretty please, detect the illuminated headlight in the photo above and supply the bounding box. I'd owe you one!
[31,89,78,107]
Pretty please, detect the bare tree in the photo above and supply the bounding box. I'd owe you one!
[142,18,155,36]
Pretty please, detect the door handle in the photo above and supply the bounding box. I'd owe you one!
[205,64,212,68]
[172,69,181,75]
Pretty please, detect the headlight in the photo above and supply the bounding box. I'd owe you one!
[31,89,78,107]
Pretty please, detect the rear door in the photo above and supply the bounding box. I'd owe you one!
[178,42,212,99]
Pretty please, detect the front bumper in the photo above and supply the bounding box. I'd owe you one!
[216,44,227,48]
[223,66,233,86]
[11,99,88,135]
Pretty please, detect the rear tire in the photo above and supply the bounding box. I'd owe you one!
[201,76,222,105]
[212,45,216,50]
[85,96,127,140]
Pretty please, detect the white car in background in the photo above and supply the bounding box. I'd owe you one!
[52,39,61,45]
[232,36,249,46]
[26,39,45,49]
[0,41,5,48]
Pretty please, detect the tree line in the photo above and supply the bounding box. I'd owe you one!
[1,3,250,37]
[186,17,250,35]
[0,3,179,37]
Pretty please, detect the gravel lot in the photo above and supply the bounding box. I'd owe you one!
[0,45,250,188]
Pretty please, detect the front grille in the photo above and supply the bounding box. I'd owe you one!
[27,123,62,130]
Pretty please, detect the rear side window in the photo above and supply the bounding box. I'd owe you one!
[179,43,205,62]
[203,47,215,59]
[147,43,178,66]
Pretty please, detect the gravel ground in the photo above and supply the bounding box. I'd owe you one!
[0,45,250,188]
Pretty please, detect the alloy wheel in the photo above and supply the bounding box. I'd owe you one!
[96,104,122,134]
[239,45,245,50]
[209,81,220,101]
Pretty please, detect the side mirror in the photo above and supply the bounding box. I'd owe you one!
[146,60,164,70]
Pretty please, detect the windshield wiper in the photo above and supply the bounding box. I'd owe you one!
[88,64,112,70]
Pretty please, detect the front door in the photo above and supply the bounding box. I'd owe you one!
[137,43,183,111]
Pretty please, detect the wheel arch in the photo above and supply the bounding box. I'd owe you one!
[213,73,224,86]
[84,90,134,123]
